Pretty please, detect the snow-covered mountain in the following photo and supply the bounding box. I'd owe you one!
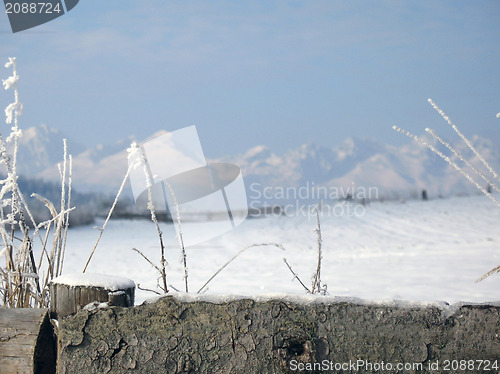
[39,137,132,192]
[7,125,500,202]
[227,137,388,189]
[0,124,85,177]
[34,130,176,193]
[223,134,500,202]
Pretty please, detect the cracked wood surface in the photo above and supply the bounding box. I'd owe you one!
[0,308,56,374]
[57,297,500,374]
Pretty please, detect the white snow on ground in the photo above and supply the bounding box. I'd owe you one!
[58,194,500,305]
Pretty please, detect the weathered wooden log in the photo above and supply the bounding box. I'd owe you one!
[57,296,500,373]
[49,273,135,319]
[0,308,56,374]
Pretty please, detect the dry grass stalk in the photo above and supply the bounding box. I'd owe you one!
[0,58,73,307]
[393,125,500,208]
[164,181,188,293]
[311,205,323,293]
[83,162,132,273]
[283,205,327,295]
[394,99,500,282]
[127,143,168,294]
[197,243,285,294]
[283,258,311,293]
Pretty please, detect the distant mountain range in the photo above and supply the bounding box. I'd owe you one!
[6,124,500,204]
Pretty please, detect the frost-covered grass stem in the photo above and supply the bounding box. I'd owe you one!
[311,205,324,294]
[283,258,311,293]
[392,125,500,209]
[60,154,72,275]
[164,181,188,293]
[198,243,285,294]
[425,128,500,193]
[127,143,168,294]
[1,57,74,307]
[54,139,68,278]
[83,162,132,273]
[394,99,500,283]
[428,98,500,183]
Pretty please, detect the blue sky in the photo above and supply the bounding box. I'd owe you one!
[1,0,499,158]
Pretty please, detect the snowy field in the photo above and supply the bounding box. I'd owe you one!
[59,194,500,305]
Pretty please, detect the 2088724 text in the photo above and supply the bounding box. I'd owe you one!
[5,2,62,14]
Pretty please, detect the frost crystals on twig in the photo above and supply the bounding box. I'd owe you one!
[127,142,168,294]
[394,99,500,282]
[311,205,326,294]
[1,57,74,308]
[283,258,311,293]
[164,181,188,293]
[83,162,132,273]
[284,205,327,295]
[392,125,500,209]
[198,243,285,294]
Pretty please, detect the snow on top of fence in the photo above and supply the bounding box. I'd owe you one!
[141,291,500,318]
[51,273,135,291]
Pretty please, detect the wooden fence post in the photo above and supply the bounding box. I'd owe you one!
[49,273,135,319]
[0,308,56,374]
